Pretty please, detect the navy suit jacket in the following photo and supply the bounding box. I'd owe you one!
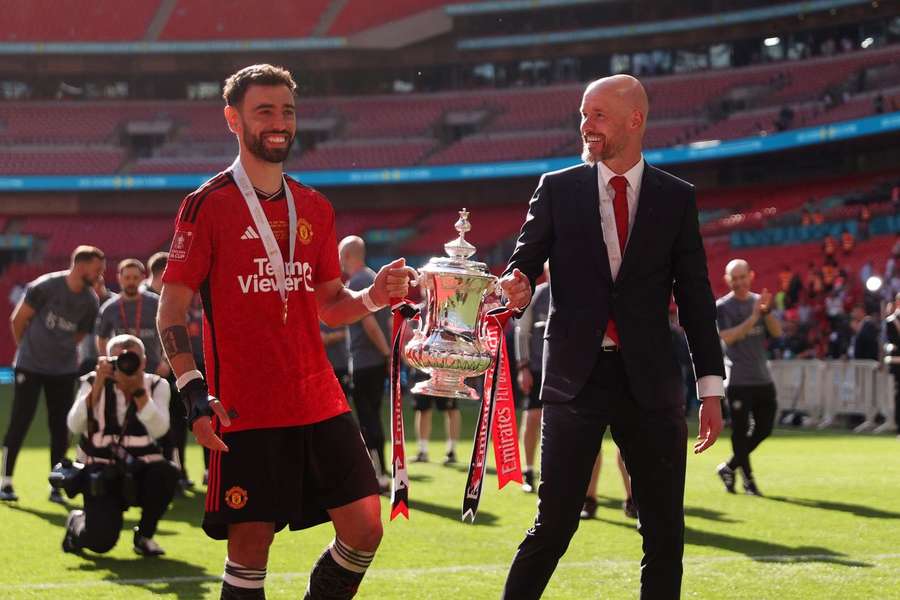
[503,161,725,410]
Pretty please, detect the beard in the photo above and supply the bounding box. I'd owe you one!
[123,285,139,297]
[244,129,295,164]
[581,133,624,166]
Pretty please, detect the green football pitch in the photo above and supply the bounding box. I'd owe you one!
[0,384,898,599]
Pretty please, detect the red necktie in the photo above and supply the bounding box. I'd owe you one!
[606,175,628,346]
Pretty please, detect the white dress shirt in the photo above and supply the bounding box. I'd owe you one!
[596,157,724,399]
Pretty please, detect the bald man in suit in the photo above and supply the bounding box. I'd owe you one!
[500,75,725,600]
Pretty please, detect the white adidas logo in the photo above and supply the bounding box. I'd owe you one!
[240,226,260,240]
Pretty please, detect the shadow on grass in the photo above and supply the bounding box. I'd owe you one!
[409,498,499,526]
[591,496,739,524]
[764,495,900,519]
[597,518,873,568]
[4,494,205,538]
[4,502,70,528]
[72,553,215,597]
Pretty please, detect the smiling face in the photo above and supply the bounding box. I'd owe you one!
[579,75,647,169]
[226,84,297,164]
[725,260,754,297]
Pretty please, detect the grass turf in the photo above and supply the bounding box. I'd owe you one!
[0,385,898,599]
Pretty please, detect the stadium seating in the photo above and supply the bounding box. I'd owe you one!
[292,139,436,171]
[20,216,174,261]
[328,0,452,36]
[159,0,330,40]
[0,0,160,42]
[425,130,573,165]
[0,147,126,175]
[0,43,896,175]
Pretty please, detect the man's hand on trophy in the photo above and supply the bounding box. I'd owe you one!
[371,257,419,306]
[500,268,531,311]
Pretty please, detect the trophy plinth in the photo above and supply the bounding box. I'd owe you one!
[404,209,499,400]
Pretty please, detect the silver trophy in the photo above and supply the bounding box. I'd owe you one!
[405,209,500,400]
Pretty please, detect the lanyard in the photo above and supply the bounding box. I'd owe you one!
[229,156,297,325]
[118,295,142,335]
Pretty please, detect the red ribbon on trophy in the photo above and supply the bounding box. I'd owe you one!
[462,306,522,523]
[389,300,420,521]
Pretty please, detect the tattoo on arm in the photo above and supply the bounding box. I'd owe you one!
[161,325,192,358]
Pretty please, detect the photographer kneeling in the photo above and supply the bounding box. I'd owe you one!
[61,334,177,556]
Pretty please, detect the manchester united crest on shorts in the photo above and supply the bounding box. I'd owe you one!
[297,217,313,245]
[224,486,249,509]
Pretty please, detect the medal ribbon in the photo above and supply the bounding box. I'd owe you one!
[462,306,521,523]
[230,156,297,324]
[389,300,420,520]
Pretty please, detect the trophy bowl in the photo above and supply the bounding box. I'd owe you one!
[404,209,500,400]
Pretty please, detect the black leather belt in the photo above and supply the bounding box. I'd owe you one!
[601,345,619,353]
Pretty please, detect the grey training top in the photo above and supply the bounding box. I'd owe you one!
[321,322,349,372]
[347,267,391,371]
[96,290,163,373]
[716,292,772,386]
[14,271,99,375]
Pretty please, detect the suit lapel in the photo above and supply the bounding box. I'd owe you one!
[617,164,660,284]
[575,164,613,284]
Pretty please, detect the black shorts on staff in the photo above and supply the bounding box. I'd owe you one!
[203,411,379,540]
[413,395,458,412]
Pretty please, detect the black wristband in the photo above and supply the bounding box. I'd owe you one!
[181,378,215,428]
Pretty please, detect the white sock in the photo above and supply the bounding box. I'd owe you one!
[525,464,534,473]
[418,439,428,454]
[223,558,266,589]
[0,476,11,488]
[446,439,456,453]
[329,537,375,574]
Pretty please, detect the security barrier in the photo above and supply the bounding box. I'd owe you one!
[767,360,895,432]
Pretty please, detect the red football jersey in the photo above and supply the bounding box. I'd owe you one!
[163,171,349,432]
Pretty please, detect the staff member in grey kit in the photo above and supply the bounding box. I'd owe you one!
[715,259,782,497]
[97,259,166,377]
[2,246,105,503]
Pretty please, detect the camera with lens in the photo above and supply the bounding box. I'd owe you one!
[48,458,86,499]
[109,350,141,376]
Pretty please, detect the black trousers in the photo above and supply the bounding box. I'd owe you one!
[725,383,777,477]
[893,373,900,433]
[2,369,76,478]
[502,352,687,600]
[351,364,387,473]
[75,460,178,553]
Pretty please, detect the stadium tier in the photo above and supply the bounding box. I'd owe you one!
[328,0,457,35]
[2,42,897,175]
[159,0,331,40]
[0,0,160,42]
[0,147,126,175]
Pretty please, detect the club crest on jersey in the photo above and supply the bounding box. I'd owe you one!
[170,230,194,262]
[298,217,313,245]
[224,486,249,510]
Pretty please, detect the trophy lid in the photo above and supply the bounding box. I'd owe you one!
[420,208,493,278]
[444,208,476,260]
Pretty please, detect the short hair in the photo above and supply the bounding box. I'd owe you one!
[106,334,145,357]
[147,252,168,276]
[117,258,146,275]
[71,245,105,265]
[223,64,297,107]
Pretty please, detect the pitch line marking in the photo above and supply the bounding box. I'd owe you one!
[6,553,900,591]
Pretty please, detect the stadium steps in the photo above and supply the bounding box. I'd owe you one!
[313,0,350,37]
[145,0,179,41]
